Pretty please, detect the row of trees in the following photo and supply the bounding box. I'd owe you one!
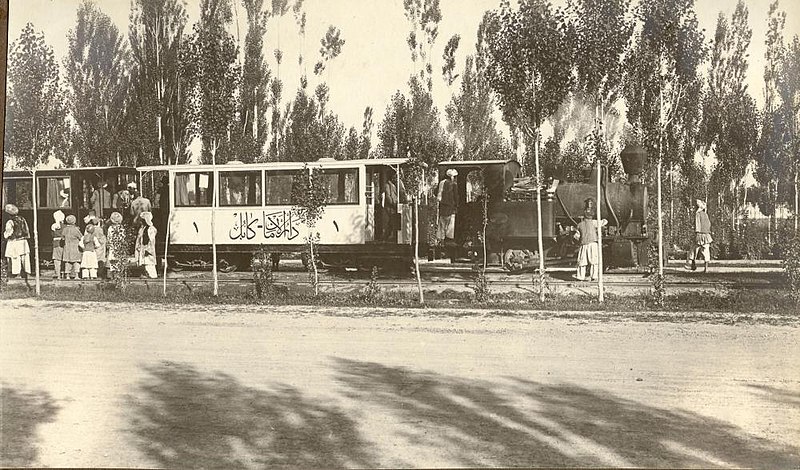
[479,0,798,259]
[4,0,510,174]
[5,0,800,244]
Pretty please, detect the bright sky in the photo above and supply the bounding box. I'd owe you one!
[7,0,800,135]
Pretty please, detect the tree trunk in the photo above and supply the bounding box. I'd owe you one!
[669,164,674,249]
[32,170,41,296]
[795,168,799,234]
[414,196,423,304]
[596,158,604,302]
[657,158,664,278]
[163,210,171,297]
[310,234,318,296]
[157,115,164,165]
[534,131,546,302]
[211,143,219,296]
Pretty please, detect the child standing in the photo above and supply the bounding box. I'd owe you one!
[135,211,158,279]
[61,214,83,279]
[51,210,65,279]
[573,199,608,281]
[80,223,100,279]
[85,213,107,279]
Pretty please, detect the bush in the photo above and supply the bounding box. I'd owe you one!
[251,247,275,300]
[351,265,383,305]
[471,266,490,303]
[0,259,7,287]
[782,235,800,306]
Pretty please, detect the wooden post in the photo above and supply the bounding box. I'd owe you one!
[31,170,41,296]
[162,171,172,297]
[211,150,219,296]
[534,132,546,302]
[596,159,604,302]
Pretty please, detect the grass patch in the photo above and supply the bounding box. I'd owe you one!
[1,280,797,320]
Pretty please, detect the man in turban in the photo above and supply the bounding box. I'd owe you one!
[3,204,32,279]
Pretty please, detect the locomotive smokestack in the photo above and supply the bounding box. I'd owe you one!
[620,143,647,184]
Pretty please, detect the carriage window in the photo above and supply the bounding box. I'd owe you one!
[265,171,295,205]
[220,171,262,206]
[38,177,71,208]
[174,172,213,207]
[2,180,33,209]
[321,169,359,204]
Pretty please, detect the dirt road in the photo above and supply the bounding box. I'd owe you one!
[1,299,799,468]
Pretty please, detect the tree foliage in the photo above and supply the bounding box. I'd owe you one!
[66,0,131,167]
[445,55,510,161]
[282,88,345,161]
[377,77,453,168]
[182,0,241,163]
[624,0,705,167]
[128,0,191,165]
[483,0,574,138]
[5,23,68,168]
[569,0,632,109]
[231,0,271,163]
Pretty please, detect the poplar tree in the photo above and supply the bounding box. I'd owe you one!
[66,1,131,167]
[483,0,575,301]
[702,1,758,248]
[624,0,705,278]
[128,0,190,165]
[5,23,68,168]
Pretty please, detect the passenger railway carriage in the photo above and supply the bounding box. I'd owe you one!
[138,158,419,271]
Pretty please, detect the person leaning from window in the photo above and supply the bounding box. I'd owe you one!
[437,168,458,249]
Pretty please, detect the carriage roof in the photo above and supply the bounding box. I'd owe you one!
[136,157,412,173]
[3,166,138,177]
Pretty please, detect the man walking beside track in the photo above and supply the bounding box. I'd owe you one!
[686,199,713,273]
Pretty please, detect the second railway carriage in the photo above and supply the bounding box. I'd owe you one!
[140,157,421,271]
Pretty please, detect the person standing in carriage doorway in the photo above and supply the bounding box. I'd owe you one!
[91,179,113,217]
[3,204,32,280]
[381,171,406,242]
[437,168,458,253]
[113,182,134,219]
[686,199,713,272]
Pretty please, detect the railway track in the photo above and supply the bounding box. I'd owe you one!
[6,264,783,292]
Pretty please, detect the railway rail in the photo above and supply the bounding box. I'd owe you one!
[4,262,784,293]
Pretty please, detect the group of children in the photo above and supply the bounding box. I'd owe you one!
[50,209,158,280]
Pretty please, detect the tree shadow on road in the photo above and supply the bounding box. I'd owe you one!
[0,385,60,467]
[125,361,374,469]
[333,357,800,468]
[746,384,800,408]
